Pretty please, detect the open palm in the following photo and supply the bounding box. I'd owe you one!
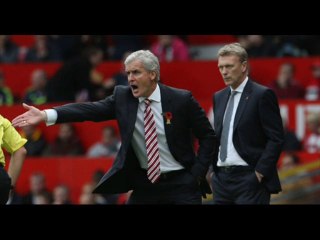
[12,103,45,127]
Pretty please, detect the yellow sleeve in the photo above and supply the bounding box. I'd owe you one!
[2,117,27,154]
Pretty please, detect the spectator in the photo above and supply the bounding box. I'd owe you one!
[109,35,146,60]
[272,152,313,204]
[0,35,19,63]
[92,170,122,204]
[237,35,277,58]
[0,71,14,106]
[52,184,72,204]
[65,35,108,61]
[303,111,320,153]
[19,125,47,156]
[281,113,302,151]
[44,123,84,156]
[269,63,305,99]
[21,172,52,204]
[300,36,320,56]
[48,35,79,61]
[275,35,308,57]
[33,192,51,204]
[24,35,62,62]
[305,60,320,101]
[151,35,190,61]
[103,51,131,96]
[279,152,300,171]
[87,126,120,158]
[46,47,104,102]
[79,183,97,204]
[23,69,48,105]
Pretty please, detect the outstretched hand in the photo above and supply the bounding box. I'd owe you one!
[12,103,46,127]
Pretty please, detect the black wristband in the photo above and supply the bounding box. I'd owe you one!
[10,185,14,190]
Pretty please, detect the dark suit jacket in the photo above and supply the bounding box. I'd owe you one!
[54,84,216,194]
[213,79,284,193]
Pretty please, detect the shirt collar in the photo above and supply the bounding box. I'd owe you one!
[230,76,248,93]
[138,84,161,103]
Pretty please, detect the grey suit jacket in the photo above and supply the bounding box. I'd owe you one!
[54,83,216,194]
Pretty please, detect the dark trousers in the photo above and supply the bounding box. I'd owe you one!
[0,166,11,205]
[127,169,202,204]
[212,166,270,204]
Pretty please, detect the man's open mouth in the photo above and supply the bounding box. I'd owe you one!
[131,85,138,90]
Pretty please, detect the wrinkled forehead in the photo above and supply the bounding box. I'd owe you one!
[125,60,145,71]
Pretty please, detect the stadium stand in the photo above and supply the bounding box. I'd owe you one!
[5,157,114,204]
[187,35,237,45]
[1,57,320,103]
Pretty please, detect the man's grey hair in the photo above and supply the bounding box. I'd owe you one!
[124,50,160,81]
[217,43,248,63]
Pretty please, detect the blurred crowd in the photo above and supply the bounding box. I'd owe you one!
[2,35,320,64]
[1,35,320,104]
[8,170,128,205]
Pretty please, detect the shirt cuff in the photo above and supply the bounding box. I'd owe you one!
[44,109,58,126]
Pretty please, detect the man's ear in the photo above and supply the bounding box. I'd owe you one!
[150,71,157,81]
[241,61,248,73]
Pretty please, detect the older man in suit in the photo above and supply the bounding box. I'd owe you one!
[211,43,284,204]
[13,50,216,204]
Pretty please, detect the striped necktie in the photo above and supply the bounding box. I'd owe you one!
[144,99,161,183]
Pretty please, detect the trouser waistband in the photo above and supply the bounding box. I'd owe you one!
[139,168,186,180]
[217,166,252,174]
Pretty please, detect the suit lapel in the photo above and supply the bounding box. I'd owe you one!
[216,89,231,136]
[127,94,139,137]
[233,80,252,130]
[159,84,174,144]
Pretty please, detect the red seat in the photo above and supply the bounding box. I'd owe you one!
[187,35,237,45]
[10,35,35,47]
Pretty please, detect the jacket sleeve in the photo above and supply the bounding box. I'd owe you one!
[187,92,217,178]
[256,89,284,178]
[55,93,116,123]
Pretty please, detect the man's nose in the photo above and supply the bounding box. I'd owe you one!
[221,68,228,75]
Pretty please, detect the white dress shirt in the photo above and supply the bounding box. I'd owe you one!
[217,77,249,167]
[131,84,184,172]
